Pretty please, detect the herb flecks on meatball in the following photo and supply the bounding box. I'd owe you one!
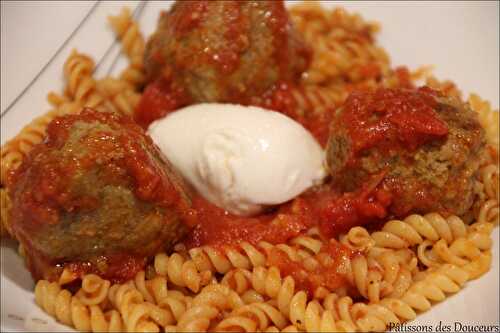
[137,0,311,127]
[7,108,191,282]
[326,87,485,218]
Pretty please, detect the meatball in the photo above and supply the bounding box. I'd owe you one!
[326,87,485,218]
[143,0,310,103]
[7,108,191,282]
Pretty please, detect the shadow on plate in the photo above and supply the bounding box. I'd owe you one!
[1,238,34,292]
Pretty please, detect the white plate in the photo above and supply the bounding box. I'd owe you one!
[1,1,499,331]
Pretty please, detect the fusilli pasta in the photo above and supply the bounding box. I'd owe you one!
[108,8,146,88]
[5,2,498,332]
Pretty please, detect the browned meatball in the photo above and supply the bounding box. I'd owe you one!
[7,108,191,282]
[144,0,310,103]
[326,87,486,218]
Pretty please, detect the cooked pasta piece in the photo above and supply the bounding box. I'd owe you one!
[370,213,469,248]
[215,302,288,332]
[108,8,146,88]
[185,237,325,276]
[76,274,111,306]
[107,283,160,332]
[153,252,213,293]
[480,164,499,201]
[477,199,499,225]
[469,94,500,149]
[64,50,112,111]
[35,280,125,332]
[6,2,500,332]
[0,188,12,237]
[175,284,244,331]
[187,243,267,274]
[96,77,141,116]
[399,264,469,312]
[290,3,389,88]
[462,251,492,280]
[348,255,388,303]
[340,227,376,252]
[289,85,344,117]
[133,271,195,328]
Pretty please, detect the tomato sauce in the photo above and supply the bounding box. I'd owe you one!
[267,239,357,297]
[135,79,191,129]
[183,174,391,248]
[183,196,312,249]
[170,1,209,35]
[248,82,334,147]
[301,175,392,238]
[64,254,146,284]
[339,87,448,161]
[181,191,364,295]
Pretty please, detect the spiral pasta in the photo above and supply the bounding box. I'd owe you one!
[5,2,499,332]
[222,266,311,330]
[0,188,12,237]
[217,264,471,332]
[369,213,468,249]
[64,50,114,111]
[108,8,146,88]
[35,280,125,332]
[469,93,500,149]
[174,284,244,331]
[289,85,345,117]
[185,235,325,276]
[96,77,142,116]
[290,3,389,88]
[322,213,489,303]
[35,198,491,332]
[340,227,376,252]
[215,302,288,332]
[480,164,499,201]
[153,252,213,293]
[107,282,161,332]
[399,264,469,312]
[76,274,111,306]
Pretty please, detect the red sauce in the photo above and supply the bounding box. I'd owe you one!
[64,254,146,284]
[342,87,448,156]
[253,82,301,120]
[303,111,334,148]
[184,172,392,247]
[393,66,414,88]
[311,176,392,238]
[268,239,357,297]
[135,79,190,129]
[170,1,209,35]
[250,82,333,147]
[184,196,312,249]
[357,63,382,80]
